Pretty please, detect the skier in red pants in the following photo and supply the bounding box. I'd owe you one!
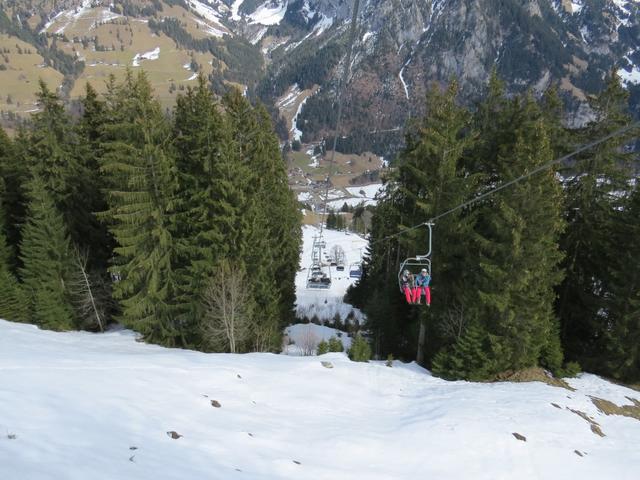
[400,270,414,304]
[412,269,431,306]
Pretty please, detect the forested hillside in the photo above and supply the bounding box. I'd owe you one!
[348,73,640,383]
[0,72,301,351]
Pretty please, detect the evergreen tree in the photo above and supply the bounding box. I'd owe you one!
[19,177,75,330]
[0,126,29,257]
[469,94,565,375]
[557,73,637,373]
[101,71,183,345]
[75,83,112,270]
[356,81,479,362]
[601,183,640,381]
[0,183,28,322]
[171,77,247,345]
[27,82,80,229]
[223,89,301,341]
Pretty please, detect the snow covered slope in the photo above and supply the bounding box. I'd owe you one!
[295,226,367,322]
[1,319,639,479]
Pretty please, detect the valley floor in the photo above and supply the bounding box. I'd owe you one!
[1,319,639,480]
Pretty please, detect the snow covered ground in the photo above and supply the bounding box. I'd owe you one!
[283,323,352,355]
[1,319,639,480]
[295,226,367,323]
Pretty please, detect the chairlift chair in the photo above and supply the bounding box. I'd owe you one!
[306,262,332,289]
[349,262,362,279]
[397,223,434,293]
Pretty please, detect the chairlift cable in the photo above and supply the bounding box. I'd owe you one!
[336,120,640,259]
[318,0,362,239]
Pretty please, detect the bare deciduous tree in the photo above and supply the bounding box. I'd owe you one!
[201,260,253,353]
[438,303,469,342]
[330,245,346,264]
[68,247,110,332]
[298,326,319,356]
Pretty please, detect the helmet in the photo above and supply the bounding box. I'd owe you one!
[421,268,427,274]
[404,269,410,276]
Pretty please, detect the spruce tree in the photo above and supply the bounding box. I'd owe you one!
[19,176,75,330]
[470,94,565,374]
[27,82,79,225]
[557,73,637,372]
[358,81,479,362]
[0,126,29,256]
[223,90,301,342]
[0,184,28,322]
[101,72,183,345]
[602,184,640,381]
[74,83,112,270]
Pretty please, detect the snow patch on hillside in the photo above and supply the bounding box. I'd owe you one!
[346,183,384,200]
[295,226,367,323]
[619,65,640,85]
[283,323,352,355]
[571,1,584,14]
[41,0,94,34]
[291,95,309,141]
[1,319,640,480]
[132,47,160,67]
[230,0,244,21]
[249,1,288,26]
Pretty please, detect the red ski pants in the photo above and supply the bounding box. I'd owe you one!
[412,286,431,305]
[403,286,413,304]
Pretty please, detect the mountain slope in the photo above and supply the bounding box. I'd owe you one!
[1,0,638,153]
[258,0,640,152]
[1,318,639,479]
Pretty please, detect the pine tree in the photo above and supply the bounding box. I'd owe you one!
[0,126,29,256]
[101,72,183,345]
[0,183,28,322]
[19,176,75,330]
[469,94,565,374]
[358,81,479,362]
[27,82,80,227]
[602,184,640,381]
[432,322,493,381]
[74,83,112,270]
[171,78,244,337]
[223,90,301,341]
[557,73,637,372]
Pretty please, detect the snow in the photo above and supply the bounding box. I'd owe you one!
[283,323,352,355]
[297,191,313,203]
[132,47,160,67]
[618,65,640,86]
[399,58,411,100]
[327,197,374,209]
[187,0,222,23]
[249,1,288,26]
[345,183,384,200]
[230,0,244,21]
[571,1,584,14]
[291,94,309,142]
[277,84,302,109]
[295,226,368,323]
[41,0,94,34]
[2,318,640,479]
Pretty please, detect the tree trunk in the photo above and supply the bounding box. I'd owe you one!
[416,317,426,365]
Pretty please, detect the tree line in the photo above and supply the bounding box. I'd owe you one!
[0,72,301,353]
[348,72,640,383]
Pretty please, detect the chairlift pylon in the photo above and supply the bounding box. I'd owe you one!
[306,234,332,289]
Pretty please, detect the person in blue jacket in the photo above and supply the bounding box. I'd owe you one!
[412,268,431,306]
